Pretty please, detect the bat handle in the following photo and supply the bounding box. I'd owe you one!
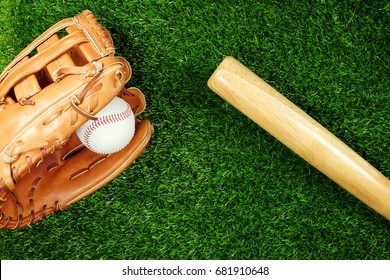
[208,56,390,220]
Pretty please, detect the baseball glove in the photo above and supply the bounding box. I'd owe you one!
[0,10,153,229]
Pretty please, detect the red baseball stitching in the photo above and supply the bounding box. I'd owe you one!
[83,102,132,151]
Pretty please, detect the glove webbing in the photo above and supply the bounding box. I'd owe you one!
[0,10,115,104]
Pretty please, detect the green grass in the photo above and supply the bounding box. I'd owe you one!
[0,0,389,260]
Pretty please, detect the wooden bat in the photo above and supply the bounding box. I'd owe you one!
[208,56,390,220]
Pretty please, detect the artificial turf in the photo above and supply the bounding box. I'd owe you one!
[0,0,389,260]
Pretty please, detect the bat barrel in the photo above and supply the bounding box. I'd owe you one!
[208,56,390,220]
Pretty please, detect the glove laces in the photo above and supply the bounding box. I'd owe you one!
[1,62,108,175]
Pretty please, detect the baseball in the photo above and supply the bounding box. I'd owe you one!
[76,97,135,154]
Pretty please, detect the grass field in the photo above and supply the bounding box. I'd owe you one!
[0,0,389,260]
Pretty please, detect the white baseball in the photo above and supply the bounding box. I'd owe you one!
[76,97,135,154]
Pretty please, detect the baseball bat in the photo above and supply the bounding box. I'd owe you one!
[208,56,390,220]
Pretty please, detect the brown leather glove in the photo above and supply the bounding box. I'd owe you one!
[0,11,153,229]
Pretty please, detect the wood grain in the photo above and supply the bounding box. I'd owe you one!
[208,56,390,220]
